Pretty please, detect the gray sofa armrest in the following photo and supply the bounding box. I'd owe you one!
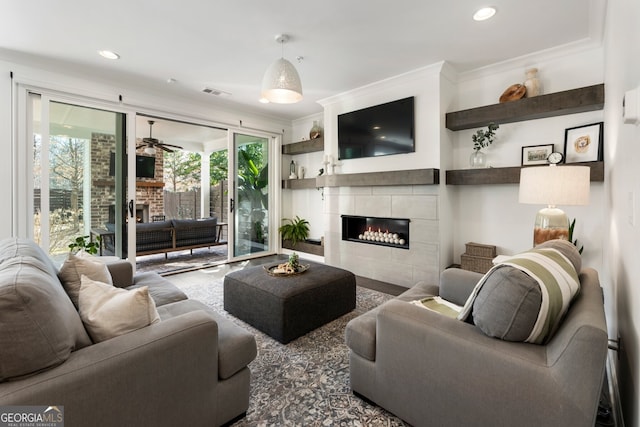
[373,295,606,427]
[105,260,134,288]
[438,267,482,306]
[0,311,219,427]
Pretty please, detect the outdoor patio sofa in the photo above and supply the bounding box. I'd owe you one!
[103,216,221,257]
[345,239,608,427]
[0,237,257,427]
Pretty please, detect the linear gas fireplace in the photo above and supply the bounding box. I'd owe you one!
[341,215,410,250]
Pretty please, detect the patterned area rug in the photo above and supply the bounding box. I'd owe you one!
[135,245,228,274]
[172,275,408,426]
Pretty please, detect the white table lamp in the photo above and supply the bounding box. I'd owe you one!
[519,165,590,245]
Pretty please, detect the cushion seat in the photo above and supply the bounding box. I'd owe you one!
[126,272,188,306]
[157,299,257,379]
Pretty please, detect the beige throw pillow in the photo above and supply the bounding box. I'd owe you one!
[78,275,160,343]
[58,252,113,307]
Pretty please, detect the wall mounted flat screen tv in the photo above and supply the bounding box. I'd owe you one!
[338,96,415,160]
[109,153,155,178]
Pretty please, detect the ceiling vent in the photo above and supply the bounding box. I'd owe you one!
[202,87,231,97]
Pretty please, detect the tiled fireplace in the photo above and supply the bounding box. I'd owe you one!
[325,184,440,288]
[341,215,410,249]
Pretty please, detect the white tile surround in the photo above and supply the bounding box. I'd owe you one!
[324,184,439,288]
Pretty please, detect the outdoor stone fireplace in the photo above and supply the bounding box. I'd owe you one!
[108,204,150,223]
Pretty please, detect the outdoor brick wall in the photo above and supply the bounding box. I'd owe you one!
[89,133,164,228]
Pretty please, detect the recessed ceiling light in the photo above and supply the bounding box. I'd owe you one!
[473,7,496,21]
[98,50,120,60]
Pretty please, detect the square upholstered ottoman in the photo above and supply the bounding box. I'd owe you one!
[223,260,356,344]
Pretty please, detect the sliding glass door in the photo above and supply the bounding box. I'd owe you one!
[230,132,273,258]
[30,95,130,262]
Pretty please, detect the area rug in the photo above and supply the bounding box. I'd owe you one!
[171,275,408,426]
[135,245,228,274]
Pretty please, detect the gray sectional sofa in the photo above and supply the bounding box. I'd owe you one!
[345,240,609,427]
[0,238,256,427]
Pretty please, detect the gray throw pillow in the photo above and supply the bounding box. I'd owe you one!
[0,256,91,381]
[470,239,581,343]
[58,252,113,308]
[472,266,541,341]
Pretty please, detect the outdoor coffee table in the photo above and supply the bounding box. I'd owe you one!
[223,260,356,344]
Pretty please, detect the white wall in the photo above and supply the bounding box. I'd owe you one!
[449,46,606,273]
[0,67,12,238]
[319,63,443,174]
[603,0,640,425]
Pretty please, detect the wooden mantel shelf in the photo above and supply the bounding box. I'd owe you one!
[317,168,439,187]
[93,179,165,188]
[446,161,604,185]
[445,84,605,131]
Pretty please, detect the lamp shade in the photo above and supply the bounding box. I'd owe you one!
[519,165,590,245]
[261,58,303,104]
[518,165,590,206]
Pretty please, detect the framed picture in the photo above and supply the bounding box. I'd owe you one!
[521,144,554,166]
[564,122,603,163]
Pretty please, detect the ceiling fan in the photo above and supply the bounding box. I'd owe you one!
[137,120,183,154]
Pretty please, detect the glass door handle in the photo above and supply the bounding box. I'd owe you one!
[230,198,235,213]
[128,200,134,218]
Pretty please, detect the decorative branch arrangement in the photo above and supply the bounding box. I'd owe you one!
[472,123,500,151]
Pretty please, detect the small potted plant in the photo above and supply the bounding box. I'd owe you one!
[68,235,101,255]
[470,122,499,168]
[568,218,584,254]
[279,216,310,247]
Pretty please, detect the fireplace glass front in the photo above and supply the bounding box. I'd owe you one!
[341,215,410,249]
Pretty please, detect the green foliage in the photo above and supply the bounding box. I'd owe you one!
[568,218,584,254]
[288,252,300,270]
[279,216,310,246]
[237,149,268,211]
[472,122,500,151]
[209,150,229,184]
[164,151,201,192]
[68,235,100,255]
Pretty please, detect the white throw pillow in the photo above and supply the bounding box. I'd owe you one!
[58,252,113,307]
[78,275,160,343]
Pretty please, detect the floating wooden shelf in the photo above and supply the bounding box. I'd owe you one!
[317,168,439,187]
[282,137,324,155]
[282,178,318,190]
[445,161,604,185]
[136,181,165,188]
[445,84,605,131]
[93,179,165,188]
[282,239,324,256]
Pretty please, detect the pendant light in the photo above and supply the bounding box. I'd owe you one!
[260,34,303,104]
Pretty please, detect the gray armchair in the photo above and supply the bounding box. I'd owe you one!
[346,266,608,427]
